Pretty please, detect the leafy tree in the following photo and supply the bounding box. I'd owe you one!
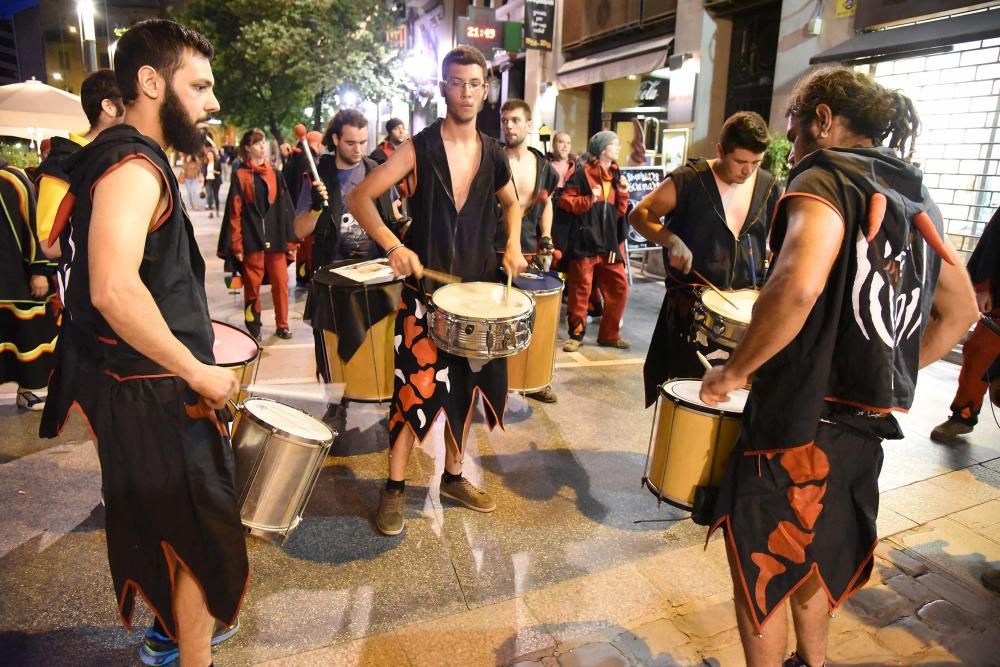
[173,0,412,142]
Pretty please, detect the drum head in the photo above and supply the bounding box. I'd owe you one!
[701,289,758,324]
[243,398,334,441]
[513,271,563,294]
[212,320,260,366]
[432,282,532,318]
[661,379,748,414]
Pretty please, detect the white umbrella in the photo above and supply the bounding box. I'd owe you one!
[0,78,88,142]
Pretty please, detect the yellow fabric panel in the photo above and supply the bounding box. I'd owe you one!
[36,174,69,244]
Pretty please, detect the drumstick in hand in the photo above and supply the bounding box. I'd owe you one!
[506,271,512,306]
[696,351,712,371]
[692,269,738,309]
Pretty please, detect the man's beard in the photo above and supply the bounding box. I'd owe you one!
[161,84,206,155]
[337,147,362,167]
[505,133,525,148]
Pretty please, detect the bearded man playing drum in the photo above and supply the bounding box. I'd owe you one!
[700,68,979,667]
[629,112,778,409]
[39,20,247,666]
[348,45,527,537]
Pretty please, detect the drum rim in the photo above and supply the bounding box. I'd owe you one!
[429,284,536,323]
[211,319,261,366]
[658,379,747,417]
[240,397,336,445]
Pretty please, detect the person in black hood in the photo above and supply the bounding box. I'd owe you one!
[33,68,124,259]
[699,67,979,667]
[630,111,778,408]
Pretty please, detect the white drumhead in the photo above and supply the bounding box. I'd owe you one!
[433,282,532,318]
[243,398,333,441]
[664,379,748,413]
[702,289,758,324]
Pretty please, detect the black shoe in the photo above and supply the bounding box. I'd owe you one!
[275,327,292,339]
[246,324,262,342]
[525,386,558,403]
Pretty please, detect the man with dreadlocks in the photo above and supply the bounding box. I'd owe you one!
[700,67,979,667]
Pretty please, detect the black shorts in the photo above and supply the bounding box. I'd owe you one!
[709,418,884,630]
[92,369,248,639]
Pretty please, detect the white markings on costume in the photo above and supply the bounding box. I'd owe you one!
[395,369,405,383]
[417,408,427,429]
[852,228,871,341]
[394,334,402,352]
[414,299,425,320]
[436,368,450,392]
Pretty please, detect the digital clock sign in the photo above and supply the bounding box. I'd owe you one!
[456,15,504,54]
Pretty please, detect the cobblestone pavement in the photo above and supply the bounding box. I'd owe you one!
[2,201,999,666]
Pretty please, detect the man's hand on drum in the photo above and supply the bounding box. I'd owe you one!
[190,363,239,409]
[503,248,528,279]
[667,235,693,274]
[700,365,748,407]
[388,245,423,278]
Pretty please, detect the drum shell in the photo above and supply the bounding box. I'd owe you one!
[646,383,742,510]
[427,284,535,359]
[692,289,758,351]
[321,282,402,402]
[212,320,261,404]
[507,282,563,391]
[232,401,334,535]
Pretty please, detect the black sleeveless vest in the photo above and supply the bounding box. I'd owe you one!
[407,119,511,281]
[56,124,214,367]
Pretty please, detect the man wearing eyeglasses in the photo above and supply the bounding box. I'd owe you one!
[348,45,527,537]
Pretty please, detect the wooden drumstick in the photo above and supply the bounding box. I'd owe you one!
[506,271,512,306]
[691,269,738,309]
[696,351,713,371]
[241,382,345,403]
[421,268,462,284]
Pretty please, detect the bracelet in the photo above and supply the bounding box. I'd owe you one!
[385,243,404,257]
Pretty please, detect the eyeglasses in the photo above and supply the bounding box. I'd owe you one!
[443,78,485,92]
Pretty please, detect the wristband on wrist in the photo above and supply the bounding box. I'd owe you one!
[385,242,404,257]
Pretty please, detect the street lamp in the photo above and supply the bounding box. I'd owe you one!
[77,0,98,73]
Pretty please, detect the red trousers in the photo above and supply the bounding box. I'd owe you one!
[566,250,628,342]
[243,251,289,329]
[950,310,1000,424]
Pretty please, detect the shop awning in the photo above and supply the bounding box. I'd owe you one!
[811,8,1000,64]
[557,36,673,89]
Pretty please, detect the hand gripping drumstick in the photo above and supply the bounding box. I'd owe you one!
[293,125,328,209]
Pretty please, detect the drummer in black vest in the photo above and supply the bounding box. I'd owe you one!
[629,111,778,408]
[39,19,247,666]
[496,98,560,403]
[348,45,527,537]
[293,109,399,386]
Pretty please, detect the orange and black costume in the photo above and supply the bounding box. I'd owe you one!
[219,159,296,336]
[0,160,57,392]
[944,207,1000,425]
[709,147,947,631]
[388,120,512,450]
[39,125,248,640]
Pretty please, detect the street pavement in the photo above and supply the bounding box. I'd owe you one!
[1,196,999,666]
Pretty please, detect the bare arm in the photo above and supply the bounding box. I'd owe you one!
[89,160,237,407]
[627,177,692,273]
[346,140,423,276]
[497,179,527,278]
[701,197,844,404]
[919,242,980,368]
[539,196,553,240]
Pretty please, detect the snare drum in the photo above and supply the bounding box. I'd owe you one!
[507,272,563,392]
[212,320,261,403]
[427,282,535,359]
[643,379,748,514]
[310,261,403,402]
[692,288,759,351]
[231,398,335,540]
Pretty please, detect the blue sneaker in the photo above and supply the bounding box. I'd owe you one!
[138,619,240,666]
